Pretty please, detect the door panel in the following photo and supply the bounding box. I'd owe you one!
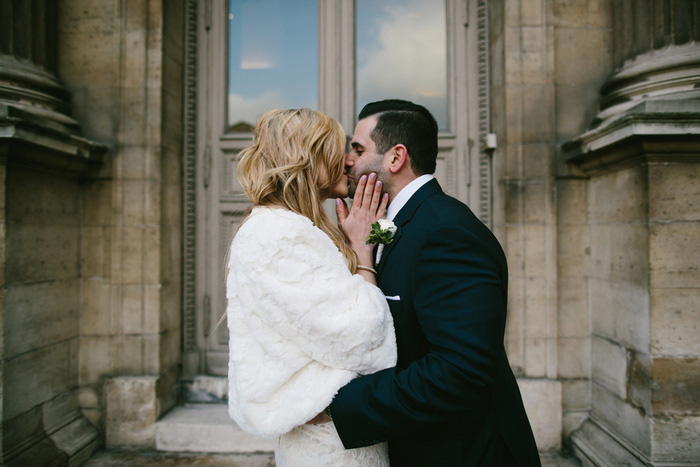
[186,0,490,382]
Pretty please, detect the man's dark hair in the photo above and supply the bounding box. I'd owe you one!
[358,99,438,176]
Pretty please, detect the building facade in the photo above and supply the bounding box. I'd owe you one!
[0,0,698,465]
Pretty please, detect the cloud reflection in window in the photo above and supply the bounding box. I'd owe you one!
[356,0,448,130]
[228,0,318,132]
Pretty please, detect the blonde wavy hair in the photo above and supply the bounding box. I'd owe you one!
[236,108,357,272]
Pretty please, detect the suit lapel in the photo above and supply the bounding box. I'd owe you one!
[376,179,442,277]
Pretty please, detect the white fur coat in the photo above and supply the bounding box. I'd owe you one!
[226,207,397,438]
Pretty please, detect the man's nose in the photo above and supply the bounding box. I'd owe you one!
[344,152,354,166]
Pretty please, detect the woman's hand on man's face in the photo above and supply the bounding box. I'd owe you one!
[335,172,388,256]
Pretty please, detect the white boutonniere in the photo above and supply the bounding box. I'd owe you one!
[366,219,397,245]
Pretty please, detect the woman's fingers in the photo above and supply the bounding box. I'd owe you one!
[335,198,349,227]
[362,173,376,208]
[351,174,368,212]
[376,193,389,220]
[369,178,383,214]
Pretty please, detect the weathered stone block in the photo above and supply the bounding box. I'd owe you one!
[589,224,648,284]
[80,226,112,278]
[590,278,650,351]
[521,26,548,84]
[58,0,117,34]
[520,0,544,25]
[58,31,117,86]
[524,276,552,338]
[120,225,145,283]
[123,180,146,225]
[121,146,146,180]
[82,180,113,226]
[41,389,80,434]
[589,168,647,223]
[4,280,79,357]
[559,337,591,379]
[159,328,181,371]
[550,0,612,28]
[80,278,112,335]
[115,335,144,375]
[144,226,161,283]
[555,83,603,141]
[80,85,119,142]
[518,378,562,451]
[122,284,144,334]
[524,224,549,276]
[144,334,160,375]
[557,277,588,338]
[562,411,587,438]
[524,337,548,377]
[522,85,553,143]
[651,357,700,416]
[6,224,79,282]
[505,86,524,143]
[79,386,100,409]
[562,379,590,411]
[649,222,700,289]
[591,336,627,399]
[79,336,112,385]
[4,341,74,420]
[6,168,80,223]
[554,27,611,85]
[145,180,161,225]
[591,383,650,456]
[627,350,650,414]
[143,284,161,333]
[557,227,588,275]
[105,376,158,448]
[652,415,700,462]
[650,287,700,356]
[648,163,700,222]
[119,87,148,146]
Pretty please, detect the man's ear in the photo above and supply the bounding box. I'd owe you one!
[388,144,408,174]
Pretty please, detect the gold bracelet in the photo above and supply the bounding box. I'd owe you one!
[356,265,377,275]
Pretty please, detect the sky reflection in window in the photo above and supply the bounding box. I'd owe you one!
[356,0,448,130]
[228,0,318,132]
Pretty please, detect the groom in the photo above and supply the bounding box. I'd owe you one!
[330,100,540,465]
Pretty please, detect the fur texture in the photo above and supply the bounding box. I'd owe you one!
[226,207,397,438]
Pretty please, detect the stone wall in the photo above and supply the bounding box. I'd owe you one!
[0,1,104,464]
[491,0,614,451]
[56,0,183,447]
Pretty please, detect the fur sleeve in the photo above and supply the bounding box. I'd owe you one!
[226,208,397,437]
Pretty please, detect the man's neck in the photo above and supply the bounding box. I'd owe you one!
[386,174,434,221]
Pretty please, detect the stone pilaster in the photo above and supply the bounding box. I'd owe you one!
[564,45,700,467]
[0,1,105,465]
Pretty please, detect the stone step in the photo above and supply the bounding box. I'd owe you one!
[155,404,275,454]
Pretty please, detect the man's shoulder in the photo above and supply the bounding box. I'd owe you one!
[417,191,478,226]
[414,191,505,255]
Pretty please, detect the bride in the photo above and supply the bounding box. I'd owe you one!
[225,108,397,465]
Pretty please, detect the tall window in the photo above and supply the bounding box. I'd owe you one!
[356,0,448,130]
[227,0,318,132]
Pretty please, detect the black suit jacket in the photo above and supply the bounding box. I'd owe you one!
[330,179,540,466]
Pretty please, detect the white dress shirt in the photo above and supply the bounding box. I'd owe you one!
[385,174,435,221]
[376,174,435,264]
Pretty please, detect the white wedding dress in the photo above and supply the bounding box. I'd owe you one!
[226,207,396,465]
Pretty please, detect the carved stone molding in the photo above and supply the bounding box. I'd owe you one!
[183,0,199,355]
[476,0,492,227]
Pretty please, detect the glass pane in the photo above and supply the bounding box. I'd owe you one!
[356,0,448,130]
[228,0,318,132]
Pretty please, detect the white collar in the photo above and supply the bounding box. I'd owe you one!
[386,174,434,221]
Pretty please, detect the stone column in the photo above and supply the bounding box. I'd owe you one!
[0,0,105,465]
[563,1,700,464]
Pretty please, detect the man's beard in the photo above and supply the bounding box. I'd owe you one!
[347,160,385,198]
